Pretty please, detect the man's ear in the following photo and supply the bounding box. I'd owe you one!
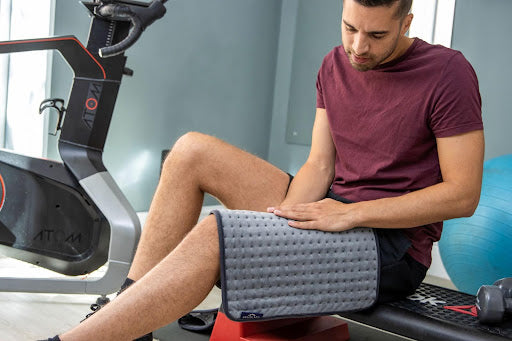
[401,13,414,36]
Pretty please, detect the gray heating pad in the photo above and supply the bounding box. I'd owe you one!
[213,209,380,322]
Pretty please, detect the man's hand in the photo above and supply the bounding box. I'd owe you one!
[267,199,358,232]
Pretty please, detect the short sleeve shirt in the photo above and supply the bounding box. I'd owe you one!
[316,39,483,267]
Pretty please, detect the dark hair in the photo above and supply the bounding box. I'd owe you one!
[353,0,412,19]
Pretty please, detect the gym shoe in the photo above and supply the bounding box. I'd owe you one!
[81,302,103,322]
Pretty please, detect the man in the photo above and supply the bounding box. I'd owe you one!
[45,0,484,339]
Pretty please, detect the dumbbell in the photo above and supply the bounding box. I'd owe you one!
[476,278,512,324]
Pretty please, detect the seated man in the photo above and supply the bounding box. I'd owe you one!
[44,0,484,339]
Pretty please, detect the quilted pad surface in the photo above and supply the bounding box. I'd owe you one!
[213,209,379,321]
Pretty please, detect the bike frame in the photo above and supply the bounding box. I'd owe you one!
[0,1,149,295]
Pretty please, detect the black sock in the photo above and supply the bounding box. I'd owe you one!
[119,277,136,293]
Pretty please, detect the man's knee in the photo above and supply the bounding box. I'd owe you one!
[163,132,212,171]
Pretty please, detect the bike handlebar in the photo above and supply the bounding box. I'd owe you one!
[96,0,167,58]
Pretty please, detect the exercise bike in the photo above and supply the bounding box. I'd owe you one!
[0,0,167,295]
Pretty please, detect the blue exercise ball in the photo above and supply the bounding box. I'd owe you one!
[439,155,512,295]
[483,154,512,173]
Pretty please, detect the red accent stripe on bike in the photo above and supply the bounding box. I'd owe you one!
[0,173,5,212]
[0,37,106,79]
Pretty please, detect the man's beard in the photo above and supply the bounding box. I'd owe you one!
[346,50,381,71]
[345,36,400,72]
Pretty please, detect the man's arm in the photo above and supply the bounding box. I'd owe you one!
[273,129,485,231]
[270,108,336,208]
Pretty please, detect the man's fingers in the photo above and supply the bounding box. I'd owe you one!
[271,200,352,232]
[288,220,317,229]
[274,207,311,221]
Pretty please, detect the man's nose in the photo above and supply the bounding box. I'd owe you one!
[352,33,369,55]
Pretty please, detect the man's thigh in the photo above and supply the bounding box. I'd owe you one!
[175,132,291,211]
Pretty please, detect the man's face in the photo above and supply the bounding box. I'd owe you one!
[341,0,411,71]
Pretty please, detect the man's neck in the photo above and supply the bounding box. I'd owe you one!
[380,36,414,66]
[396,36,415,59]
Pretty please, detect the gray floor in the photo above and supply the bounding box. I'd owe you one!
[0,254,223,340]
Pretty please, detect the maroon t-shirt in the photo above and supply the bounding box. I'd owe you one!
[316,39,483,268]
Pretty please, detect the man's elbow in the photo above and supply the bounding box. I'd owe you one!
[459,193,481,218]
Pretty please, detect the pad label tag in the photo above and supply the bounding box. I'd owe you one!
[241,312,264,320]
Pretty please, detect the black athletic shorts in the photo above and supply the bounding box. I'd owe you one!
[286,174,428,303]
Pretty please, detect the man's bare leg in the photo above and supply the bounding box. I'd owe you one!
[60,215,221,341]
[58,132,290,339]
[128,131,290,281]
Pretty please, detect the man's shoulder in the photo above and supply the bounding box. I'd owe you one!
[401,39,474,77]
[412,39,465,63]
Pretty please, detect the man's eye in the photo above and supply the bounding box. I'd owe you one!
[371,34,385,39]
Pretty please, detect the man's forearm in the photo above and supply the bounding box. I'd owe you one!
[353,180,481,229]
[273,129,484,232]
[273,179,481,232]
